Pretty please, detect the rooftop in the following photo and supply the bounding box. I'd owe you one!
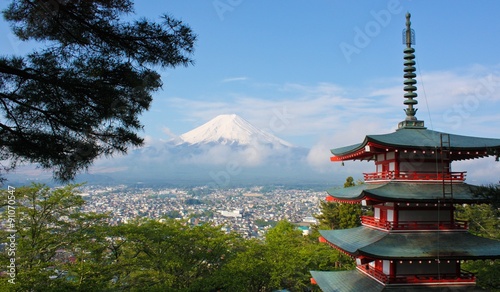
[319,226,500,260]
[326,182,488,203]
[331,128,500,162]
[311,269,483,291]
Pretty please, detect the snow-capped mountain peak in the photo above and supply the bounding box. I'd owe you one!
[179,114,293,147]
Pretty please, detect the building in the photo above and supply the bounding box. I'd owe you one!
[310,13,500,291]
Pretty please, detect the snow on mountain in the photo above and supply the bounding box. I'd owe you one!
[178,114,294,148]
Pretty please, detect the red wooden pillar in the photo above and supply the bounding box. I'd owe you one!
[393,203,399,229]
[390,260,396,281]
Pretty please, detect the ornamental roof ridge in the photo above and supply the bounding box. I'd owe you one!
[399,12,425,129]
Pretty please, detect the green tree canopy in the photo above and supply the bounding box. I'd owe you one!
[472,184,500,209]
[343,176,355,188]
[315,200,361,230]
[315,176,361,230]
[0,183,110,291]
[455,200,500,291]
[0,0,195,181]
[220,220,355,291]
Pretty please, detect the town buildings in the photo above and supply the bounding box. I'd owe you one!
[80,185,322,238]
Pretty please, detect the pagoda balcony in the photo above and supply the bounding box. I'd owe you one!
[359,266,475,285]
[361,216,468,231]
[363,171,466,182]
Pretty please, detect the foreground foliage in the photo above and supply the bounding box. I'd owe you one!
[456,185,500,291]
[0,184,353,291]
[314,176,362,230]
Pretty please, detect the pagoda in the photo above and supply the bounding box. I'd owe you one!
[310,13,500,291]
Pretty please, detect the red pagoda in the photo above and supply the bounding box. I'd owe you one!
[311,13,500,291]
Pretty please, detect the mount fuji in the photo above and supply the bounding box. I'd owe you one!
[92,113,329,186]
[177,114,294,148]
[158,114,308,170]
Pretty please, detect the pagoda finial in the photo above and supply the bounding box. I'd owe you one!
[405,12,414,47]
[398,12,425,129]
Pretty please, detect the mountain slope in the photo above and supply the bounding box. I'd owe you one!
[178,114,293,147]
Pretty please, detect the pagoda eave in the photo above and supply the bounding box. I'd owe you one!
[311,270,385,292]
[331,141,395,162]
[319,235,356,258]
[325,194,366,204]
[311,269,480,291]
[331,146,496,162]
[330,129,500,162]
[326,182,490,204]
[320,227,500,260]
[319,227,386,255]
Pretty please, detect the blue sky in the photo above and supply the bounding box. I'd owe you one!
[1,1,500,183]
[133,1,500,146]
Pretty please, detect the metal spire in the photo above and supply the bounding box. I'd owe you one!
[398,12,425,129]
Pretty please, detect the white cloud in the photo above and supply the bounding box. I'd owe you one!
[222,76,248,83]
[161,127,178,139]
[307,136,335,170]
[454,158,500,185]
[176,142,287,167]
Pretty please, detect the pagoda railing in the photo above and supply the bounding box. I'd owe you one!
[363,171,466,182]
[388,271,476,284]
[361,216,468,231]
[361,266,388,283]
[358,266,475,285]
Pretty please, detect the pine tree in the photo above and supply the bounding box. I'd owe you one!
[315,176,361,229]
[0,0,195,181]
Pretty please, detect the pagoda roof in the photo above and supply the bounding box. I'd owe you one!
[320,226,387,253]
[310,270,384,292]
[331,128,500,161]
[326,182,487,203]
[310,270,483,291]
[320,226,500,260]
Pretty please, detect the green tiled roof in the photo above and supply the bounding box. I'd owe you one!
[310,270,484,291]
[319,227,386,254]
[310,270,384,292]
[331,128,500,156]
[362,231,500,259]
[320,226,500,260]
[326,182,486,203]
